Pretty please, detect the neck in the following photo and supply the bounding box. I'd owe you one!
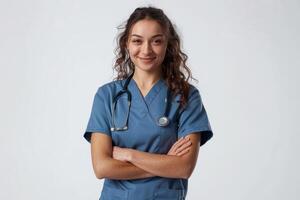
[132,68,162,89]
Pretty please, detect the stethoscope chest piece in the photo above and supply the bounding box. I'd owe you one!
[111,71,172,131]
[158,116,169,127]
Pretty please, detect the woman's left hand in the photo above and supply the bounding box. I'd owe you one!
[112,146,131,162]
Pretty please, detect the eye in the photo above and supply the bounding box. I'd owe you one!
[153,39,163,45]
[132,39,141,44]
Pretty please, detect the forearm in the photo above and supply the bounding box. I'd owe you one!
[128,150,189,179]
[97,157,155,180]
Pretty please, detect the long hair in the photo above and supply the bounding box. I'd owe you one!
[113,6,197,108]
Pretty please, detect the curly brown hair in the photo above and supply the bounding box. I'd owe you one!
[113,6,197,108]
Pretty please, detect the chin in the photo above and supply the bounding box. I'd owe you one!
[137,65,160,73]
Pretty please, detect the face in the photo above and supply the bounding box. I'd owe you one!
[126,19,168,73]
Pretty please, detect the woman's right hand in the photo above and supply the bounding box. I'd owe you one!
[167,136,192,156]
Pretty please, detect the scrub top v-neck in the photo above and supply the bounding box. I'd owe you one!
[84,77,213,200]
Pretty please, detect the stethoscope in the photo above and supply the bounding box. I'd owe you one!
[110,71,171,132]
[110,72,186,199]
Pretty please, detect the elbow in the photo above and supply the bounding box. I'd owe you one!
[182,171,192,179]
[95,171,105,180]
[181,165,194,179]
[94,160,109,180]
[180,172,191,179]
[94,165,105,179]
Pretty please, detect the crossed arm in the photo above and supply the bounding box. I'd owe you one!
[90,132,201,180]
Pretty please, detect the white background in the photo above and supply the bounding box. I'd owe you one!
[1,0,299,199]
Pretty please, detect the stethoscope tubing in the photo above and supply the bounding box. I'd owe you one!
[110,72,170,131]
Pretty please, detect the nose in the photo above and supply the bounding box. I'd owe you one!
[141,41,153,55]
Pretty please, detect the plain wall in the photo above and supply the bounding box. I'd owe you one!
[0,0,299,199]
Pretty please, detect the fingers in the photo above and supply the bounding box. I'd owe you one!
[177,147,191,156]
[173,137,190,150]
[175,140,192,154]
[168,137,191,156]
[168,137,185,152]
[175,137,189,147]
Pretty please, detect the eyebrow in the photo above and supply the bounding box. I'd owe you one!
[130,34,164,38]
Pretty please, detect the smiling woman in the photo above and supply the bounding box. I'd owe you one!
[126,20,167,76]
[83,6,213,200]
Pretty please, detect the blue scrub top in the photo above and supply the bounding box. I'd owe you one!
[84,77,213,200]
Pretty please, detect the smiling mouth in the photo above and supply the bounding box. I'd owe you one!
[139,57,155,60]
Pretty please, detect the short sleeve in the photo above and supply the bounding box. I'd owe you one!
[83,87,111,143]
[177,86,213,147]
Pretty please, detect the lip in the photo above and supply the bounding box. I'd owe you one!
[139,57,156,60]
[139,57,155,63]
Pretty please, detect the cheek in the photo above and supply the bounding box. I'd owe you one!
[156,48,167,59]
[129,48,139,57]
[155,45,167,54]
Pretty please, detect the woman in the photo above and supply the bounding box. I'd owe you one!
[84,6,213,200]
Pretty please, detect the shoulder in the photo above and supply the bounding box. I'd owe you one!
[176,83,202,101]
[187,83,202,99]
[95,79,125,97]
[179,83,203,111]
[188,83,198,94]
[169,82,202,104]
